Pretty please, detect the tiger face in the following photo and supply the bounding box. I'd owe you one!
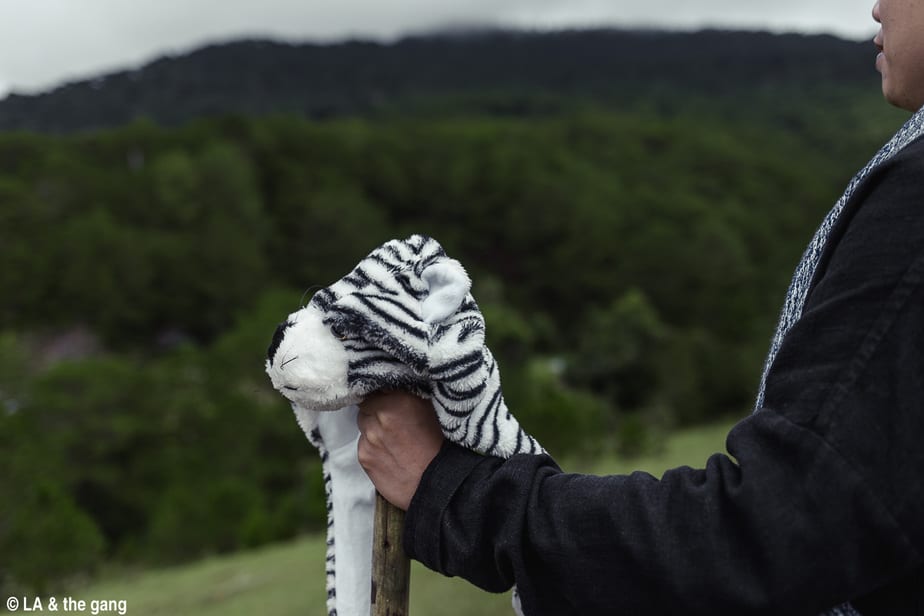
[265,235,474,413]
[265,303,362,412]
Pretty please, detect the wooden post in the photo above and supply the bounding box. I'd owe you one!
[371,492,410,616]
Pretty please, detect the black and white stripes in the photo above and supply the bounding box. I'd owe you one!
[266,234,543,616]
[318,235,543,458]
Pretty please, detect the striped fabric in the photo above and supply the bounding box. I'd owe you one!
[267,234,542,616]
[317,234,543,457]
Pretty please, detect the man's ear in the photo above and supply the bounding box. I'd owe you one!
[420,259,471,324]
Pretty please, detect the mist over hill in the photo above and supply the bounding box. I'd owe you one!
[0,28,881,133]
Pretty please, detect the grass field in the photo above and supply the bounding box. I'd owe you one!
[67,419,738,616]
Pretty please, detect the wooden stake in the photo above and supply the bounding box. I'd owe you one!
[371,491,410,616]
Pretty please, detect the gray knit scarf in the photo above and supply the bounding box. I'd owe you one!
[754,104,924,616]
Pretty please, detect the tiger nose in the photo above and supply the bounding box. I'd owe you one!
[267,320,292,364]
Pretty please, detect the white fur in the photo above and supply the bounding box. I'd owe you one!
[421,260,471,323]
[317,407,374,616]
[265,304,361,412]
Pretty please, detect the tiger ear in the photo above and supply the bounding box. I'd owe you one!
[420,259,471,324]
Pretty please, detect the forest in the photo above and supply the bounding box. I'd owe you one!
[0,29,883,132]
[0,28,908,594]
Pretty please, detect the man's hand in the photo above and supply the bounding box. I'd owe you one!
[357,391,444,510]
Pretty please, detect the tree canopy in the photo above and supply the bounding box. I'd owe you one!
[0,28,909,591]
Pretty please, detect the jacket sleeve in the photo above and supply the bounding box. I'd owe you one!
[403,140,924,616]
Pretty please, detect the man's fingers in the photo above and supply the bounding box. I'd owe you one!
[356,405,381,432]
[357,409,385,451]
[363,427,383,448]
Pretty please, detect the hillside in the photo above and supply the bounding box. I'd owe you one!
[0,26,909,595]
[0,28,881,133]
[67,421,735,616]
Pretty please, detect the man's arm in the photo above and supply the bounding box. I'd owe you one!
[406,407,920,614]
[362,139,924,614]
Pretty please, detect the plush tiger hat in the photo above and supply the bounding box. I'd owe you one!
[266,234,543,616]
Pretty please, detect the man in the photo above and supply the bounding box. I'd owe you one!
[356,2,924,613]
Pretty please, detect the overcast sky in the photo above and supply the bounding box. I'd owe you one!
[0,0,881,98]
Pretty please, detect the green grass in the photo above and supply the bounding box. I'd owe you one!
[574,418,737,476]
[69,419,737,615]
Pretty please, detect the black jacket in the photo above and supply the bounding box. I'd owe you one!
[403,136,924,615]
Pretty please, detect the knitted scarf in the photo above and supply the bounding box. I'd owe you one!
[754,104,924,616]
